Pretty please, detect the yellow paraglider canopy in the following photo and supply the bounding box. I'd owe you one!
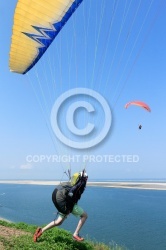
[9,0,83,74]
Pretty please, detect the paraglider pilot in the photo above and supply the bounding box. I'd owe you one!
[34,171,88,242]
[138,125,142,129]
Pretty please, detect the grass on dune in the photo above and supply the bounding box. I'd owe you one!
[0,220,126,250]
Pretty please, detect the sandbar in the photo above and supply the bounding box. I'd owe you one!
[0,180,166,190]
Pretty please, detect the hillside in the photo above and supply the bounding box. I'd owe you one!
[0,220,125,250]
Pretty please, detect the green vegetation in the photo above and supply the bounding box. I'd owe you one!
[0,220,125,250]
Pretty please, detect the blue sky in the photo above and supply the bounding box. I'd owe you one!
[0,0,166,180]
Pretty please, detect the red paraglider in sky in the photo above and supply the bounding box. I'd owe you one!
[125,101,151,129]
[125,101,151,112]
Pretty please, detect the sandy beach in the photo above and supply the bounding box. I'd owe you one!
[0,180,166,190]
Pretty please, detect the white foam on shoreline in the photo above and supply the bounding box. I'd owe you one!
[0,217,12,223]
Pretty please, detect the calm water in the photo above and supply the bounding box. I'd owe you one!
[0,184,166,250]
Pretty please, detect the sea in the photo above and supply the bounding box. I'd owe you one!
[0,183,166,250]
